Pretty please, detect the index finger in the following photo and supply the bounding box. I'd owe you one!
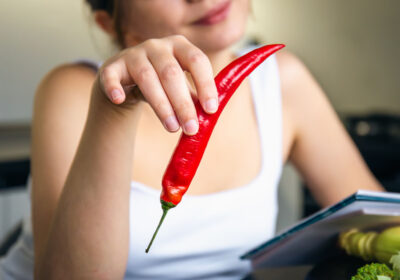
[173,40,219,114]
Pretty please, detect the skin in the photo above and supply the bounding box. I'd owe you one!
[32,0,383,278]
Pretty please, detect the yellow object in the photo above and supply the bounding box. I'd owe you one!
[339,226,400,264]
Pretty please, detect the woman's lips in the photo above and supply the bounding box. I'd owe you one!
[193,1,231,26]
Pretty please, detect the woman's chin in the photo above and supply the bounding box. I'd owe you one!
[193,28,246,54]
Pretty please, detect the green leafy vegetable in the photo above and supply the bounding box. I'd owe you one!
[377,276,392,280]
[390,252,400,280]
[351,263,394,280]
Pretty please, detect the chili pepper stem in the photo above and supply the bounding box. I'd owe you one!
[145,200,176,253]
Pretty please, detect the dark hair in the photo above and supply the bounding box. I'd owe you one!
[86,0,114,14]
[86,0,126,48]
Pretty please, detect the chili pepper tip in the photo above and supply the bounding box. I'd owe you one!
[145,200,176,253]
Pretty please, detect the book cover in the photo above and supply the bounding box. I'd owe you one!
[241,190,400,268]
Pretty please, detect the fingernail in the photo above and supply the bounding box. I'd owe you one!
[111,89,122,102]
[184,119,198,135]
[164,115,180,131]
[205,98,218,113]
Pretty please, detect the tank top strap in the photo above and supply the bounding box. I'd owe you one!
[74,59,102,72]
[238,45,283,192]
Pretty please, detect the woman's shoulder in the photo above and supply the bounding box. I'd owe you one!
[34,62,98,112]
[33,62,98,136]
[37,62,97,97]
[275,50,324,106]
[275,51,310,92]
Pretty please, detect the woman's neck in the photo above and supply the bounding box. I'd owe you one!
[207,48,237,76]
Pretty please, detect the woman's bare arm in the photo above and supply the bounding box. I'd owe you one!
[38,83,141,279]
[32,64,96,277]
[32,65,143,279]
[277,51,383,208]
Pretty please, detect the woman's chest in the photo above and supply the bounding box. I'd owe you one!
[131,86,261,194]
[125,181,279,278]
[131,81,293,195]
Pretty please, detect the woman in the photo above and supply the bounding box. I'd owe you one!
[0,0,382,279]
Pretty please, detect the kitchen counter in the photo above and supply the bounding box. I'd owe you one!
[0,124,31,161]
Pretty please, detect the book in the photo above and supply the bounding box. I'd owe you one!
[241,190,400,268]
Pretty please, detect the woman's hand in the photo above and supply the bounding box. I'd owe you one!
[97,35,219,135]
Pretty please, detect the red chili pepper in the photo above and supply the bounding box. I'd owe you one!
[146,44,285,253]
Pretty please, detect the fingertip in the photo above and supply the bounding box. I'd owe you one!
[204,98,219,114]
[183,119,199,135]
[109,89,125,104]
[164,115,180,132]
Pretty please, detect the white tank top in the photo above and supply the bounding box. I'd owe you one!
[0,49,283,280]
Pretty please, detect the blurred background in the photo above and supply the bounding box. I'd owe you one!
[0,0,399,248]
